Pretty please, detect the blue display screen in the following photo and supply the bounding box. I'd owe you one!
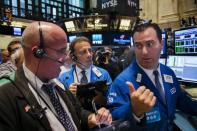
[68,35,77,42]
[13,27,22,36]
[112,33,131,45]
[92,34,103,45]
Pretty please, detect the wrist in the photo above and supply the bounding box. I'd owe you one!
[88,113,96,128]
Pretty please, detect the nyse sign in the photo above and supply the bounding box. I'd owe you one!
[102,0,118,9]
[128,0,137,7]
[98,0,139,16]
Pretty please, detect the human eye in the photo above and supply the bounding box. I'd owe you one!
[78,50,86,55]
[59,48,68,54]
[88,48,93,53]
[134,43,142,49]
[146,40,154,47]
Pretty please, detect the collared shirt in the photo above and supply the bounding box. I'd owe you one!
[23,64,78,131]
[0,60,16,77]
[74,65,91,83]
[139,64,165,94]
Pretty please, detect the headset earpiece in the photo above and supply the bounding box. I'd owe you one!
[69,45,77,61]
[70,52,77,61]
[32,46,46,58]
[72,54,77,61]
[32,21,46,59]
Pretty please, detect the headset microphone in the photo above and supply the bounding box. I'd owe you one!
[73,59,90,69]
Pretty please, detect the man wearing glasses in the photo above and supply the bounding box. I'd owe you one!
[0,22,112,131]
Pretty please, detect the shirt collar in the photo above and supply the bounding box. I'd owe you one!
[137,62,161,78]
[75,65,91,75]
[23,63,45,89]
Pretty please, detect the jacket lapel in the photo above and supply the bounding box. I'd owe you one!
[14,67,52,131]
[160,66,176,114]
[133,62,167,107]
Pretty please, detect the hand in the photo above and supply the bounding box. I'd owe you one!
[88,107,112,128]
[126,81,156,117]
[69,83,78,95]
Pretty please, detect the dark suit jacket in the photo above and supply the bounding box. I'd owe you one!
[0,67,91,131]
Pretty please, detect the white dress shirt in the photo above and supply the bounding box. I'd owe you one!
[23,64,78,131]
[74,65,91,83]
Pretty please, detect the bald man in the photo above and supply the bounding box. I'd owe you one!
[0,21,112,131]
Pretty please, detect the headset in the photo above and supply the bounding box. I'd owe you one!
[69,36,92,62]
[69,39,77,62]
[32,21,46,58]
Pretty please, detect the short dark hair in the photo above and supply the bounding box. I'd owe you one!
[132,22,162,42]
[69,36,91,55]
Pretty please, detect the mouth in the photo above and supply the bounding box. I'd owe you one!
[142,58,152,63]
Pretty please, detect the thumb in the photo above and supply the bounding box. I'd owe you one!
[126,81,135,93]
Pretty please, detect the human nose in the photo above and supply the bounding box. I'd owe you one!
[58,54,69,64]
[142,46,148,55]
[87,50,92,57]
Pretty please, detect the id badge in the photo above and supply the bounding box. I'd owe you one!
[145,107,161,123]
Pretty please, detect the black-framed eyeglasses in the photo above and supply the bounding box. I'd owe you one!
[45,46,69,56]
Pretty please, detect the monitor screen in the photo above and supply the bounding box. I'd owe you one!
[68,35,77,43]
[112,33,132,45]
[84,15,109,31]
[13,27,22,36]
[166,55,197,83]
[64,20,82,33]
[92,34,103,45]
[174,27,197,55]
[182,56,197,83]
[160,32,167,58]
[166,55,184,79]
[119,19,131,31]
[159,58,166,65]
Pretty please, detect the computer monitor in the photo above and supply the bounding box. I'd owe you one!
[166,55,184,79]
[174,27,197,55]
[159,58,166,65]
[181,56,197,83]
[112,33,132,45]
[68,35,77,42]
[92,34,103,45]
[13,27,22,36]
[160,32,167,58]
[166,55,197,83]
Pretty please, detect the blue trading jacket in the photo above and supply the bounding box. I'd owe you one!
[107,60,197,131]
[58,65,112,89]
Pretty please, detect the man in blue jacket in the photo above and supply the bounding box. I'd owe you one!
[107,21,197,131]
[59,36,112,111]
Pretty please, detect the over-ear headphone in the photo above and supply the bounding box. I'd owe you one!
[32,21,46,58]
[69,36,92,62]
[69,39,77,61]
